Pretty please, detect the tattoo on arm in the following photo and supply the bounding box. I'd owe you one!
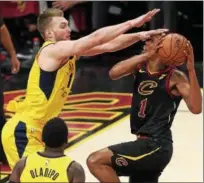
[172,70,189,83]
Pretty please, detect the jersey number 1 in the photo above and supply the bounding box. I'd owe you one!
[138,98,148,118]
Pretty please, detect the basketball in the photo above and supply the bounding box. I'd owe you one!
[158,33,188,66]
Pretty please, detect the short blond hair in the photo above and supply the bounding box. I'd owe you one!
[37,8,64,38]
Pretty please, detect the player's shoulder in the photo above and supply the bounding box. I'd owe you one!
[39,42,56,55]
[39,40,62,55]
[67,161,84,173]
[171,68,189,82]
[67,161,85,182]
[37,42,61,68]
[39,40,73,60]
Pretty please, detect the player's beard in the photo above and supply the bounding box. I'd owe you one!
[53,32,66,42]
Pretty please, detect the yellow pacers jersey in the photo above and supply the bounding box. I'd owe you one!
[20,152,73,182]
[7,41,76,125]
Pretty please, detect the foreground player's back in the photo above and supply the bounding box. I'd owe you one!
[20,152,72,182]
[9,118,85,183]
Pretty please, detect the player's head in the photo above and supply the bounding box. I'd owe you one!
[143,35,160,53]
[37,8,71,41]
[143,34,164,63]
[42,117,68,149]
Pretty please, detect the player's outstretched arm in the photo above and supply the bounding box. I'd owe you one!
[67,161,85,183]
[9,157,26,183]
[109,33,164,80]
[174,42,202,114]
[81,29,168,56]
[47,9,161,61]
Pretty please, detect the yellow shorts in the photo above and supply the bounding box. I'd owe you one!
[1,114,45,169]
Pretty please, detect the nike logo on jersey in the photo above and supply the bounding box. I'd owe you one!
[159,74,167,80]
[139,69,146,73]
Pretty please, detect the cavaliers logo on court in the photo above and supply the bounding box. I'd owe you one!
[116,157,128,167]
[1,90,132,181]
[138,80,158,96]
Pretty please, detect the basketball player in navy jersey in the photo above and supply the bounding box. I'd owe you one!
[86,34,202,182]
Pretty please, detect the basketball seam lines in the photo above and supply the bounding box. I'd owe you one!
[171,36,185,61]
[161,45,170,58]
[172,54,186,61]
[170,34,173,59]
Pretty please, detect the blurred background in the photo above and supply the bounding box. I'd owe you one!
[0,1,203,92]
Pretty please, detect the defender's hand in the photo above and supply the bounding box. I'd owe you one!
[137,29,169,41]
[129,9,160,28]
[11,56,20,74]
[52,1,75,11]
[146,34,166,58]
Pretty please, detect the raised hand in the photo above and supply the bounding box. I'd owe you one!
[52,1,75,11]
[11,56,20,74]
[146,33,166,58]
[184,41,195,71]
[137,29,169,41]
[129,9,161,28]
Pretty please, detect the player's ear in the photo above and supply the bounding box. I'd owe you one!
[45,29,53,39]
[63,142,68,150]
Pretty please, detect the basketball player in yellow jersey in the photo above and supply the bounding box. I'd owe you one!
[2,7,167,169]
[9,117,85,183]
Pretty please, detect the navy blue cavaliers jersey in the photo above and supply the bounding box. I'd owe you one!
[130,63,182,141]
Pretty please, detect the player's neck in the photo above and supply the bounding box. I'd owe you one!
[43,147,64,156]
[147,61,166,73]
[45,38,56,42]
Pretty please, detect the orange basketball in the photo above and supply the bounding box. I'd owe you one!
[158,33,188,66]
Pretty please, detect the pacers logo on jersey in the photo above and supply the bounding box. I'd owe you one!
[138,80,158,96]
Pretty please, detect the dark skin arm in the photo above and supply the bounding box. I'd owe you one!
[0,18,20,74]
[170,69,202,114]
[9,157,26,183]
[169,41,202,114]
[67,161,85,183]
[109,34,164,80]
[109,52,149,80]
[0,25,16,59]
